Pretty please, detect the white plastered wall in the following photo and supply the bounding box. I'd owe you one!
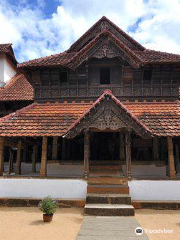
[0,55,16,85]
[0,179,87,199]
[129,180,180,201]
[4,57,16,83]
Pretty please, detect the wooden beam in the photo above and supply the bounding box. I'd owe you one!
[40,137,48,178]
[153,137,159,161]
[32,145,37,173]
[52,137,58,160]
[119,133,125,161]
[167,137,175,178]
[4,139,18,148]
[125,131,131,178]
[15,139,22,175]
[84,131,90,178]
[0,137,4,176]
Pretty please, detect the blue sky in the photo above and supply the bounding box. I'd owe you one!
[1,0,180,62]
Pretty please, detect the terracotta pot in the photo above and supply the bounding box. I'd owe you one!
[43,214,53,222]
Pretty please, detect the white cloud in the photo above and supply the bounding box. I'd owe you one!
[0,0,180,62]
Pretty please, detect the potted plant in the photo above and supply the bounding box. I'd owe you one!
[39,196,57,222]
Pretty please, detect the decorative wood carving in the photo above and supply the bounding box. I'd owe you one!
[90,108,126,130]
[66,96,151,139]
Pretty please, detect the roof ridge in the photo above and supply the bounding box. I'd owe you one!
[68,16,145,52]
[18,51,68,68]
[144,49,180,56]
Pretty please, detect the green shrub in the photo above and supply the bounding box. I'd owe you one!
[39,196,57,215]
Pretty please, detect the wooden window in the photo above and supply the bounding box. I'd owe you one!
[50,69,59,86]
[41,70,49,86]
[143,69,152,82]
[100,68,110,84]
[60,72,67,83]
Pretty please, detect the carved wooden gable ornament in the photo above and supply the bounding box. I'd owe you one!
[67,31,142,70]
[65,90,152,139]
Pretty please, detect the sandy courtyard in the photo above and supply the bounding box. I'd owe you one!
[136,209,180,240]
[1,207,180,240]
[0,207,84,240]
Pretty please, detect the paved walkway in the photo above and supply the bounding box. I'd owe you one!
[76,216,149,240]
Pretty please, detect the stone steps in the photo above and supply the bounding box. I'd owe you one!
[86,193,131,204]
[84,203,135,216]
[85,182,134,216]
[87,184,129,194]
[89,165,122,171]
[88,177,127,185]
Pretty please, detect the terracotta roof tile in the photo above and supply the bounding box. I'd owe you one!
[17,17,180,69]
[135,49,180,64]
[124,101,180,137]
[0,74,33,101]
[0,91,179,137]
[0,43,18,65]
[18,52,75,69]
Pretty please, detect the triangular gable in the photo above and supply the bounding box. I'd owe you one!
[64,90,152,139]
[67,29,143,69]
[68,16,145,53]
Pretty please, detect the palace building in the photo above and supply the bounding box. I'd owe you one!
[0,16,179,187]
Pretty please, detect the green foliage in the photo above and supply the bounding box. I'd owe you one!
[39,196,57,215]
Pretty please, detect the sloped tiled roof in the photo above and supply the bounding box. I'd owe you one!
[0,43,18,65]
[18,52,75,69]
[0,102,91,137]
[0,90,179,137]
[135,49,180,64]
[125,101,180,137]
[0,74,34,101]
[18,16,180,69]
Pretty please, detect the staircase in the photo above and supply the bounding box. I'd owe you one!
[84,176,134,216]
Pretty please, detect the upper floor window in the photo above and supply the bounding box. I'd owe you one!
[41,69,67,86]
[143,69,152,82]
[60,72,67,83]
[100,68,110,84]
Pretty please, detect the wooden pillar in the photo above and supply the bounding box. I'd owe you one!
[175,144,180,173]
[119,133,125,161]
[22,146,27,163]
[153,137,159,161]
[125,131,131,178]
[61,138,66,160]
[52,137,58,160]
[40,137,48,177]
[8,148,14,175]
[0,137,4,176]
[15,139,22,175]
[167,137,175,178]
[32,145,37,173]
[84,131,90,178]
